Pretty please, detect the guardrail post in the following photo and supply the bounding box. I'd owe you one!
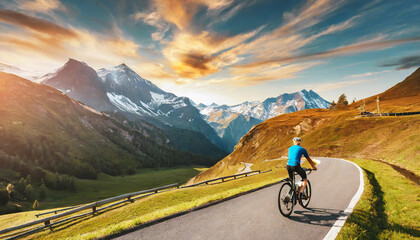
[128,196,134,203]
[44,220,50,226]
[245,173,248,177]
[92,206,97,213]
[222,178,225,182]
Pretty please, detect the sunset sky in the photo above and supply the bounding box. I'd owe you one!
[1,0,420,105]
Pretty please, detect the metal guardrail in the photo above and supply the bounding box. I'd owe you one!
[0,183,179,239]
[359,111,420,117]
[181,169,272,188]
[1,168,273,239]
[35,206,77,218]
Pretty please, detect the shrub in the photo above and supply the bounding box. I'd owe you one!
[39,184,47,200]
[0,188,9,206]
[24,184,37,200]
[33,200,39,209]
[15,178,27,194]
[6,183,14,194]
[45,173,76,191]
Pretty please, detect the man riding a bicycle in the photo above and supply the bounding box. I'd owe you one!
[287,137,317,198]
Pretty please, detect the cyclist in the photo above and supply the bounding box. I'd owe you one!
[287,137,317,198]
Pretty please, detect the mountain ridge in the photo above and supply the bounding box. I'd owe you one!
[0,71,218,180]
[196,89,330,151]
[190,67,420,183]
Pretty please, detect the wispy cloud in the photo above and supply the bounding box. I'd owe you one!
[0,9,76,38]
[235,36,420,69]
[17,0,67,13]
[379,55,420,70]
[0,8,144,72]
[309,79,376,92]
[349,70,391,78]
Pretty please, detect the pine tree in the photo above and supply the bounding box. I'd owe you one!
[337,94,349,106]
[330,101,336,110]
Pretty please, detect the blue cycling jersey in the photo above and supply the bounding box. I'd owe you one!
[287,145,309,166]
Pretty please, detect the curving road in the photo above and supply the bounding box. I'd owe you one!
[114,157,361,240]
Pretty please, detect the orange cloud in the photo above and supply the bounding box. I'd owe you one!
[155,0,355,83]
[0,9,77,39]
[162,29,261,79]
[18,0,66,13]
[135,0,236,31]
[0,9,144,73]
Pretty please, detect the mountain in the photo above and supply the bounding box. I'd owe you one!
[227,90,330,120]
[42,59,116,112]
[219,114,263,151]
[189,68,420,183]
[40,60,227,157]
[98,64,227,152]
[196,90,330,151]
[0,71,217,181]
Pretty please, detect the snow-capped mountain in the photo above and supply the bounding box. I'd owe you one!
[40,59,227,156]
[98,64,188,117]
[97,64,227,152]
[228,90,330,120]
[42,59,116,112]
[196,90,330,151]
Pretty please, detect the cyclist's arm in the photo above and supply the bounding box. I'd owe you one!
[305,156,317,170]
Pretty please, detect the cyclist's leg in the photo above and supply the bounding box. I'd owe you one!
[286,165,294,182]
[295,166,307,193]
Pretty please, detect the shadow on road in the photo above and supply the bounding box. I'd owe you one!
[289,207,346,226]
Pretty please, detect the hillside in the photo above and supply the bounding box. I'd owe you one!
[0,72,217,181]
[190,68,420,183]
[354,67,420,112]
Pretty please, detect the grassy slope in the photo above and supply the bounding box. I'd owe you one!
[338,159,419,239]
[0,169,288,240]
[40,166,205,210]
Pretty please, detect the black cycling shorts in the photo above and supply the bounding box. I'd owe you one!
[287,165,307,181]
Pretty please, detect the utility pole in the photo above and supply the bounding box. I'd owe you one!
[376,96,380,114]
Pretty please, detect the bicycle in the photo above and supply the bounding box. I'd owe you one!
[278,167,314,217]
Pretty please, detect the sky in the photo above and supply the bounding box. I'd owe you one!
[0,0,420,105]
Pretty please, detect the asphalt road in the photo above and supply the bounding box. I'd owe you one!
[115,157,361,240]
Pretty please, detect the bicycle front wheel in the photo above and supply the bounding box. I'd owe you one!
[278,182,294,217]
[299,180,311,208]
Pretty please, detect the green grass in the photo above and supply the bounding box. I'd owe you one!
[0,168,288,240]
[40,166,207,210]
[337,159,420,240]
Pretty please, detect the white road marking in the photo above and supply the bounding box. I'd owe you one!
[323,158,364,240]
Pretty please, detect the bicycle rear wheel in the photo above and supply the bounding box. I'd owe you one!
[278,182,294,217]
[299,180,311,208]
